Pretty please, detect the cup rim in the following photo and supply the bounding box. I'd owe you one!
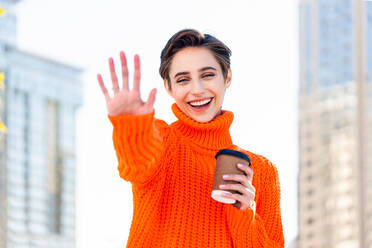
[214,149,251,165]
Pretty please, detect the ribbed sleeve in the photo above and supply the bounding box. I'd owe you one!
[108,112,168,184]
[224,156,284,248]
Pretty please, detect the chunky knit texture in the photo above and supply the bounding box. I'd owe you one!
[108,103,284,248]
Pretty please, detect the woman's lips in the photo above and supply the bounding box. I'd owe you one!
[188,97,213,106]
[187,97,213,112]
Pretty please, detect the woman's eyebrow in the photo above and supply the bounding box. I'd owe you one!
[174,66,217,78]
[199,66,217,72]
[174,71,189,78]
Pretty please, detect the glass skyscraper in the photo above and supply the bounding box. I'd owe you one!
[299,0,372,247]
[0,0,82,247]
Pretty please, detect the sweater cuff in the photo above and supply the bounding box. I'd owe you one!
[225,203,255,232]
[108,111,155,135]
[225,204,280,248]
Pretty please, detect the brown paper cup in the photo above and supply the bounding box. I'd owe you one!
[211,149,251,204]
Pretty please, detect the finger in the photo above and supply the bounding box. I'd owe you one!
[223,192,253,211]
[249,200,256,213]
[133,54,141,93]
[223,174,256,194]
[109,57,120,95]
[240,200,256,211]
[223,174,249,187]
[97,74,111,102]
[238,201,252,211]
[120,51,129,90]
[219,184,255,200]
[245,181,256,195]
[144,88,157,109]
[222,192,246,208]
[237,163,254,181]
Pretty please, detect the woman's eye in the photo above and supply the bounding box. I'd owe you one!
[203,73,214,78]
[177,78,189,83]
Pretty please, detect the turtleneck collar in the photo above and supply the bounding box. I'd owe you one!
[170,103,234,150]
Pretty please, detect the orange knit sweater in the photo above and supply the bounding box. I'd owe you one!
[108,103,284,248]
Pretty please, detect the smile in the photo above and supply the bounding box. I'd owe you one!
[188,98,213,107]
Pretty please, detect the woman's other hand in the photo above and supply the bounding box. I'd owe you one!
[97,51,157,116]
[219,163,256,211]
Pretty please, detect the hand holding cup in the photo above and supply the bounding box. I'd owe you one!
[212,149,256,211]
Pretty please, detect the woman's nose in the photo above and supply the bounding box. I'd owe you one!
[190,79,205,95]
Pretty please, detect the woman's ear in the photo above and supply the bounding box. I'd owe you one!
[164,79,173,97]
[225,69,232,89]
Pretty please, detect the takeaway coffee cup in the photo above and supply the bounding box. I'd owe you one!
[211,149,251,204]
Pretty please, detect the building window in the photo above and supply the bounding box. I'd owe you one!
[307,160,312,167]
[45,99,61,234]
[307,174,313,181]
[307,189,314,196]
[307,217,314,225]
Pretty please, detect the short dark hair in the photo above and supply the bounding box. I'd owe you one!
[159,29,232,90]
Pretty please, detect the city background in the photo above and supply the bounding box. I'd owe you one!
[0,0,370,247]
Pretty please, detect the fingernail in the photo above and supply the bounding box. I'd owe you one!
[219,184,227,189]
[223,175,230,179]
[237,163,245,168]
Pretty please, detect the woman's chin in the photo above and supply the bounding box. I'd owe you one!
[193,116,213,123]
[188,111,217,123]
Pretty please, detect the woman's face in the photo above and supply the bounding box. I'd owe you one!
[165,47,232,123]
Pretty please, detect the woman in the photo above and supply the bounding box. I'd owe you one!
[98,29,284,247]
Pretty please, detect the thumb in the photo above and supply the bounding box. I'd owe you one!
[145,88,157,108]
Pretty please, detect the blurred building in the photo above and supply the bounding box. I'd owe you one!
[0,0,82,247]
[298,0,372,247]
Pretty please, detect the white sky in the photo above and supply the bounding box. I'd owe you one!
[16,0,299,247]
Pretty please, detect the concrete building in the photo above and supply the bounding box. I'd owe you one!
[0,0,82,247]
[298,0,372,247]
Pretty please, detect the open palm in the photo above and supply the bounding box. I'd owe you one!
[97,51,157,116]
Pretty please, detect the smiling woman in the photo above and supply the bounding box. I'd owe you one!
[98,29,284,248]
[164,46,232,123]
[159,30,232,123]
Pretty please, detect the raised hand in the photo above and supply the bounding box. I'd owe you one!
[97,51,157,116]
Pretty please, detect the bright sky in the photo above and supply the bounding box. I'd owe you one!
[16,0,299,247]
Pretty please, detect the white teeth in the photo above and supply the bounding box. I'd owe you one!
[189,98,212,107]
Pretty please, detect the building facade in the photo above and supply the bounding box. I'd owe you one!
[0,0,82,247]
[298,0,372,247]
